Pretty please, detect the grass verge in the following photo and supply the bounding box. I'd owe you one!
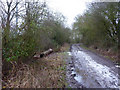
[3,44,70,88]
[80,44,118,62]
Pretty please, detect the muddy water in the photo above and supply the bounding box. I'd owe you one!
[66,44,119,88]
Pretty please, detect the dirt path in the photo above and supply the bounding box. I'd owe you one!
[66,44,119,88]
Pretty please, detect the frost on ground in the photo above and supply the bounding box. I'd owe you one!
[72,48,119,88]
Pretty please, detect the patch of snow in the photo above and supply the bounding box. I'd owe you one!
[74,75,82,83]
[72,50,119,88]
[115,65,120,68]
[71,71,76,75]
[71,67,74,70]
[67,52,72,56]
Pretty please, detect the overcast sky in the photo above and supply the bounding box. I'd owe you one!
[46,0,95,28]
[46,0,119,28]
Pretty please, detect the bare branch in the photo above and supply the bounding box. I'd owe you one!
[10,12,16,22]
[0,1,8,14]
[10,2,19,13]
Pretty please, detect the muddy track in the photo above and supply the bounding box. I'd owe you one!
[66,44,119,88]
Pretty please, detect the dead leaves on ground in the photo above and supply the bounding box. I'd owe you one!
[3,52,67,88]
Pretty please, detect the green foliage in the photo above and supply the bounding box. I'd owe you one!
[2,1,71,62]
[73,2,119,48]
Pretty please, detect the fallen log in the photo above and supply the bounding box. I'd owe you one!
[33,53,40,59]
[33,48,53,59]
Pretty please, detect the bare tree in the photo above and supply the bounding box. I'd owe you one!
[0,0,20,46]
